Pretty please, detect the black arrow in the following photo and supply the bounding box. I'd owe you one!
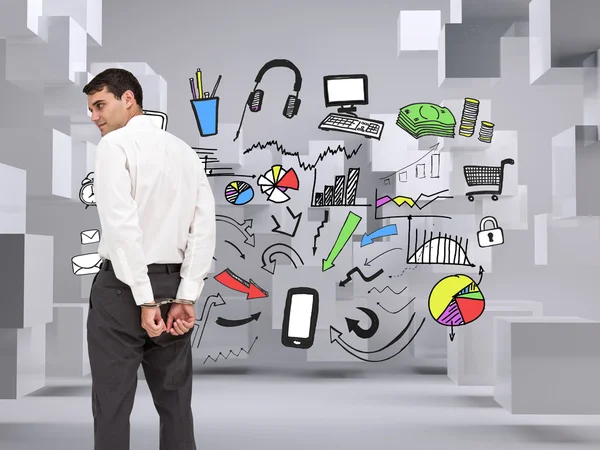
[377,296,415,314]
[215,215,255,247]
[332,317,426,362]
[271,206,302,237]
[345,307,380,339]
[339,267,384,287]
[261,243,304,275]
[312,210,329,255]
[224,239,245,259]
[478,265,484,285]
[215,312,261,327]
[330,312,417,354]
[449,324,455,341]
[364,247,402,266]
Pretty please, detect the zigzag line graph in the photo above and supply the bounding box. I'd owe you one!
[203,336,259,364]
[312,210,329,255]
[243,140,361,171]
[368,286,404,295]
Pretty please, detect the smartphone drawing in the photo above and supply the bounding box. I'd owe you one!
[281,287,319,349]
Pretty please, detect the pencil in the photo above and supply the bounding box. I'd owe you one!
[189,77,197,99]
[196,68,203,99]
[210,75,222,98]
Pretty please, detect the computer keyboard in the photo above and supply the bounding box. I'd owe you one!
[318,113,385,139]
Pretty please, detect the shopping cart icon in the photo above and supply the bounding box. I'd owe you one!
[463,158,514,201]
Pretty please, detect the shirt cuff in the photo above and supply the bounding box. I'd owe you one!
[131,279,155,306]
[176,279,203,302]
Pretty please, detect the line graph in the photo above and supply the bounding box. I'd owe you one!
[379,143,441,182]
[203,336,259,364]
[243,140,361,171]
[374,188,453,219]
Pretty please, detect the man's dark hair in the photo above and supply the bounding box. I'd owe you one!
[83,68,144,109]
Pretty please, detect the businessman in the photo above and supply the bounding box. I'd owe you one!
[83,68,216,450]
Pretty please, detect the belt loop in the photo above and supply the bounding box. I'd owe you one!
[102,259,108,271]
[166,264,172,274]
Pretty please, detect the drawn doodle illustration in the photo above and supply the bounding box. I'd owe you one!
[339,267,384,287]
[234,59,303,142]
[215,214,255,247]
[477,216,504,248]
[428,266,485,341]
[190,69,221,137]
[364,247,402,266]
[71,252,102,276]
[204,336,258,364]
[396,102,456,139]
[261,243,304,275]
[318,74,384,139]
[224,240,246,259]
[79,172,96,208]
[243,140,361,171]
[345,307,379,339]
[379,142,441,183]
[281,287,319,349]
[142,109,168,130]
[224,181,254,205]
[191,293,226,348]
[375,188,453,220]
[463,158,514,201]
[329,312,425,362]
[361,224,397,247]
[312,210,329,255]
[322,211,362,271]
[80,229,100,245]
[271,206,302,237]
[214,269,269,299]
[257,165,299,203]
[457,98,495,143]
[311,167,368,207]
[216,312,261,327]
[406,216,475,267]
[377,295,415,314]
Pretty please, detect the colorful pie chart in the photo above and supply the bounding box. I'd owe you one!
[256,165,299,203]
[224,181,254,205]
[428,274,485,326]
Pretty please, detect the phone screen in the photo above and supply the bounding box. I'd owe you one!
[287,294,314,338]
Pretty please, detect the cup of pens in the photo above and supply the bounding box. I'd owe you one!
[189,69,221,137]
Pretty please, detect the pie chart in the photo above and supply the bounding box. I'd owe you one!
[224,181,254,205]
[256,165,299,203]
[428,274,485,326]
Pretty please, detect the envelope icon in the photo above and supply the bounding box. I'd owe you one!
[81,229,100,244]
[72,252,102,276]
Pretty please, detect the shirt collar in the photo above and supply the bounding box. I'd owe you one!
[126,114,159,130]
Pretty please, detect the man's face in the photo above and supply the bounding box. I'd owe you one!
[87,86,132,136]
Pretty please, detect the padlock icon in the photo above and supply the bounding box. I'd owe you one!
[477,216,504,248]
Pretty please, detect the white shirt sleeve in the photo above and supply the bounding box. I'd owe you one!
[94,137,154,306]
[176,157,216,301]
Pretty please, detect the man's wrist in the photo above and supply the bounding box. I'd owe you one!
[140,301,158,308]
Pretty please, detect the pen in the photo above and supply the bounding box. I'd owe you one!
[204,92,210,98]
[210,74,222,98]
[189,77,197,99]
[196,68,203,99]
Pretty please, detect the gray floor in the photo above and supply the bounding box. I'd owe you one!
[1,361,600,449]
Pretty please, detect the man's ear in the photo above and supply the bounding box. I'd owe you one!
[123,90,136,109]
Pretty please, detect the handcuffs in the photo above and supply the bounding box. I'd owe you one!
[140,298,195,308]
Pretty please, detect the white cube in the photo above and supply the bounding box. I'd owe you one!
[494,316,600,414]
[398,10,441,52]
[46,304,90,377]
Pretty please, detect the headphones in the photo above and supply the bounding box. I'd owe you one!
[233,59,303,141]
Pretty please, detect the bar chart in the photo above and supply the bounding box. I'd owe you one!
[311,167,370,207]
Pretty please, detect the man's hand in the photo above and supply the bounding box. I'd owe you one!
[141,303,166,337]
[166,302,196,336]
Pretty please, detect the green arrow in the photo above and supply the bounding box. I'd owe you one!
[322,211,362,271]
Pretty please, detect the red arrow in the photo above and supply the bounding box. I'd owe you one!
[214,269,269,299]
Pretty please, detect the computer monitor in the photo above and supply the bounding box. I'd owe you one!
[323,74,368,115]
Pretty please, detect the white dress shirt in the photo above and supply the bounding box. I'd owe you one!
[94,114,216,306]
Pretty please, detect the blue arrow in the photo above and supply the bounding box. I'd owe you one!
[361,224,398,247]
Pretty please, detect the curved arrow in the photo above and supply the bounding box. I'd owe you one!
[345,307,379,339]
[377,296,415,314]
[330,312,417,354]
[477,265,484,286]
[361,224,398,247]
[216,312,261,327]
[271,206,302,237]
[224,240,245,259]
[191,293,226,349]
[364,247,402,266]
[215,214,255,247]
[332,317,426,362]
[261,243,304,275]
[214,269,269,299]
[339,267,384,287]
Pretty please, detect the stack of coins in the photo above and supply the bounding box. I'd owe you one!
[458,98,480,137]
[478,121,495,143]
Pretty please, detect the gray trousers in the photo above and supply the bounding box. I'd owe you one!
[87,262,196,450]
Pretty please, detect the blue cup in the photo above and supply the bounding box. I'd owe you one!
[190,97,219,137]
